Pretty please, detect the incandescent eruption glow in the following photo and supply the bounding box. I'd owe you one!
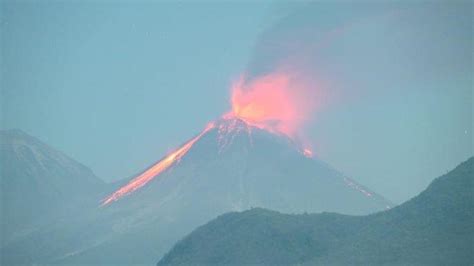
[102,70,319,206]
[229,71,317,137]
[303,148,313,158]
[102,122,215,205]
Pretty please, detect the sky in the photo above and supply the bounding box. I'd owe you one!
[1,1,472,203]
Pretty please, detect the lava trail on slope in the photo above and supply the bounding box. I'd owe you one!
[102,122,215,205]
[102,72,317,206]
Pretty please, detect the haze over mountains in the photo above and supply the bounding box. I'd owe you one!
[1,2,471,266]
[1,119,391,265]
[0,129,105,246]
[159,157,474,265]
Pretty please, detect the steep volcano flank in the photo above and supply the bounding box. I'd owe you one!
[102,117,298,205]
[102,116,278,206]
[102,122,215,205]
[102,116,390,215]
[1,119,392,266]
[102,116,314,205]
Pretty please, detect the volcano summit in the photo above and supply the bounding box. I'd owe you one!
[80,115,391,264]
[1,116,392,265]
[100,72,386,208]
[1,77,392,265]
[103,115,390,214]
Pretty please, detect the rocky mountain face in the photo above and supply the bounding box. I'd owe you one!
[158,157,474,266]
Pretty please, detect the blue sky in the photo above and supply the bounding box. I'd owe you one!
[1,1,472,203]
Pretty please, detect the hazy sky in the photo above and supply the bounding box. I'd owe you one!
[1,1,472,203]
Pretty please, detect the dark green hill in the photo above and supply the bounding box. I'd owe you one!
[158,157,474,266]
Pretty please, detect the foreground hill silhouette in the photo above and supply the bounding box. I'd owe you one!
[159,157,474,265]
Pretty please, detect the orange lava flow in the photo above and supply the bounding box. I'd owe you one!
[102,122,215,206]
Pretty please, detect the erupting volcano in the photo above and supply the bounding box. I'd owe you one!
[229,72,317,137]
[102,71,388,217]
[103,71,317,205]
[45,72,392,265]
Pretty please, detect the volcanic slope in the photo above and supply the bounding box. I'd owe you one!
[2,117,391,265]
[71,117,390,263]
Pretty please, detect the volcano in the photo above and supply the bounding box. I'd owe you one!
[1,116,392,265]
[58,115,389,264]
[103,115,390,215]
[1,72,392,265]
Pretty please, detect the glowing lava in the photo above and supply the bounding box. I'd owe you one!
[102,122,215,205]
[230,71,317,137]
[102,71,319,206]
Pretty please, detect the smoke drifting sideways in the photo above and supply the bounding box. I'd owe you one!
[245,2,471,97]
[230,1,472,148]
[226,3,356,144]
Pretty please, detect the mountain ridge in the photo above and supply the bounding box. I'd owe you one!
[1,122,392,265]
[158,157,474,265]
[0,129,105,246]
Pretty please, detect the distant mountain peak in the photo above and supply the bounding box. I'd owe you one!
[1,129,105,244]
[1,128,28,136]
[1,129,92,177]
[1,129,36,148]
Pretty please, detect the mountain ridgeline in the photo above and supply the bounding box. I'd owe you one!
[158,157,474,265]
[0,129,105,246]
[50,118,390,265]
[1,119,391,265]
